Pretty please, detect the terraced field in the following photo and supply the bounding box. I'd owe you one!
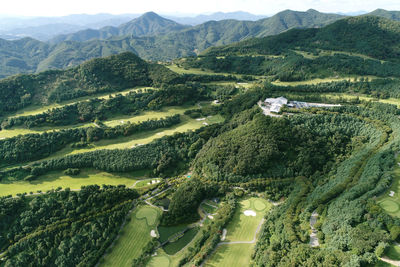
[100,205,161,267]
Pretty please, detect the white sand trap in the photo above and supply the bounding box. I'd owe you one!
[390,191,395,197]
[120,120,124,123]
[196,118,206,121]
[156,132,163,135]
[221,229,227,241]
[150,230,157,237]
[202,122,209,126]
[208,215,214,219]
[244,210,256,216]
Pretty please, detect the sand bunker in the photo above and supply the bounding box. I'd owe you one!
[390,191,395,197]
[208,215,214,219]
[244,210,256,216]
[196,118,206,121]
[150,230,157,237]
[221,229,227,241]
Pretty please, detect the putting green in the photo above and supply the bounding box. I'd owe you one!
[136,206,159,226]
[380,199,400,213]
[254,200,266,211]
[148,255,170,267]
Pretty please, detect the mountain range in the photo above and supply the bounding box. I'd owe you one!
[1,9,400,79]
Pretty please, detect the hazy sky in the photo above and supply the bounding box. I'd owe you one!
[2,0,400,17]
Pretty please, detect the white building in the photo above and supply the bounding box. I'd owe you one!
[264,97,288,113]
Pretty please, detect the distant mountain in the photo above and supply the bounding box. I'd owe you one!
[166,11,268,25]
[368,9,400,21]
[0,13,139,41]
[50,12,189,43]
[0,9,356,78]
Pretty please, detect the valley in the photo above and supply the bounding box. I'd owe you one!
[2,8,400,267]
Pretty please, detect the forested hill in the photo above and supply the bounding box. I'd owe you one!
[204,16,400,61]
[0,52,177,116]
[369,8,400,21]
[50,12,188,44]
[0,9,343,78]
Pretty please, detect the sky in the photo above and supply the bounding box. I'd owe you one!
[1,0,400,17]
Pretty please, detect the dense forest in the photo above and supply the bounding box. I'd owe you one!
[0,185,139,267]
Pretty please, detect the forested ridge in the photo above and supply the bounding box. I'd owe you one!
[3,12,400,267]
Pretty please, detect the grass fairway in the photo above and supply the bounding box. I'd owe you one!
[205,244,254,267]
[158,225,187,243]
[148,255,171,267]
[378,155,400,217]
[4,87,153,119]
[0,169,149,197]
[101,205,161,267]
[225,197,271,242]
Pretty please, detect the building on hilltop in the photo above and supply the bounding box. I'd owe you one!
[264,96,287,113]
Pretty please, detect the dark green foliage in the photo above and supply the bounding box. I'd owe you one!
[0,185,139,266]
[193,111,365,182]
[63,168,80,175]
[0,52,177,116]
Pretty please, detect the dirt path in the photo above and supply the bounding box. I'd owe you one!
[309,210,319,247]
[381,257,400,266]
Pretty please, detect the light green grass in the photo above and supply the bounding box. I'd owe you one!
[205,244,255,267]
[0,169,150,197]
[136,206,160,226]
[100,205,161,267]
[148,255,170,267]
[385,245,400,261]
[33,114,224,162]
[225,197,271,242]
[377,155,400,218]
[5,87,154,119]
[375,260,395,267]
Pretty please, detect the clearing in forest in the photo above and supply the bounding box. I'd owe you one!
[0,169,154,197]
[378,155,400,218]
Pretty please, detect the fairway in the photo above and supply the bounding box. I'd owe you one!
[100,205,161,267]
[163,227,199,255]
[0,169,150,197]
[378,155,400,217]
[148,255,170,267]
[205,244,254,267]
[225,197,271,242]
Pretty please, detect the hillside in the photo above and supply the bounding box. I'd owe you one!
[0,10,344,78]
[0,52,177,116]
[369,8,400,21]
[50,12,189,43]
[204,15,400,60]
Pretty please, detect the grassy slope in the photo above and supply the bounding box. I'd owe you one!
[205,244,255,267]
[225,197,270,242]
[378,154,400,217]
[100,205,161,267]
[0,169,152,197]
[205,197,271,267]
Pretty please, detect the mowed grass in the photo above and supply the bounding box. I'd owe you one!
[5,87,153,119]
[225,197,271,242]
[158,225,188,243]
[35,114,224,161]
[100,205,161,267]
[378,155,400,218]
[0,103,188,139]
[205,243,255,267]
[0,169,150,197]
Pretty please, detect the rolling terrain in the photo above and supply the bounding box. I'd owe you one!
[3,9,400,267]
